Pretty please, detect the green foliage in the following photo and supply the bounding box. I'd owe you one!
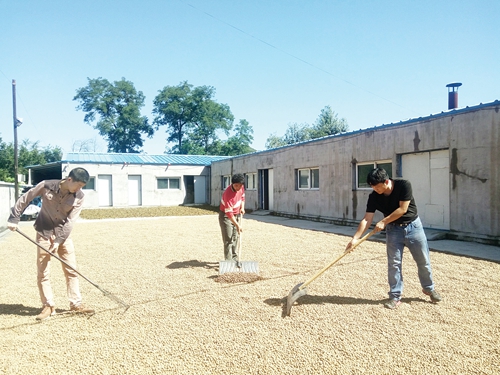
[221,119,255,156]
[265,133,287,149]
[265,106,349,149]
[310,105,349,138]
[284,123,311,144]
[153,81,236,154]
[73,77,153,153]
[0,136,62,182]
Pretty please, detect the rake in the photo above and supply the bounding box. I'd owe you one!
[16,228,130,311]
[286,230,375,316]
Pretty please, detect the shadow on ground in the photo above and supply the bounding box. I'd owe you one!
[166,259,219,270]
[264,295,431,318]
[0,304,40,317]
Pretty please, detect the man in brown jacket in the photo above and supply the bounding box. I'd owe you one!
[8,167,95,320]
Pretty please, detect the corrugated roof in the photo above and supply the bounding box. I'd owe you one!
[62,153,230,166]
[230,99,500,158]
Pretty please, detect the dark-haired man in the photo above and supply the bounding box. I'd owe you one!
[346,168,442,309]
[8,167,95,320]
[219,173,245,261]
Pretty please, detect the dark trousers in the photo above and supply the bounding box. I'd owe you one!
[218,211,240,261]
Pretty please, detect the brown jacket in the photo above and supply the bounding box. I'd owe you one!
[9,180,85,244]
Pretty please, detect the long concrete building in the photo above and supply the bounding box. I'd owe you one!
[210,100,500,246]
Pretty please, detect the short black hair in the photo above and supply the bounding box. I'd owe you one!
[366,168,389,186]
[231,173,245,184]
[68,168,90,184]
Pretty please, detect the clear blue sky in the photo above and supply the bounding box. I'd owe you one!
[1,0,498,155]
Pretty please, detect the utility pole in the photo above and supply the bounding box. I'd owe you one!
[12,79,21,201]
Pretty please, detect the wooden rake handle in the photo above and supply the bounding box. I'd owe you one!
[237,215,243,265]
[299,230,376,290]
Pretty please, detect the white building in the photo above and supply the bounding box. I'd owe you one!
[27,153,229,208]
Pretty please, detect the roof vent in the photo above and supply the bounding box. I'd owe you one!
[446,82,462,110]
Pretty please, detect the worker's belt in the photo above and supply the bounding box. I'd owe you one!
[392,217,418,227]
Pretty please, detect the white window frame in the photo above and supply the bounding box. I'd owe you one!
[157,177,181,190]
[245,173,257,190]
[297,167,319,190]
[356,161,392,190]
[222,175,231,190]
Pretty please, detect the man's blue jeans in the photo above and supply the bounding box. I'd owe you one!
[385,217,435,300]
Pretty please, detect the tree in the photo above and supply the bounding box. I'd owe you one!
[265,106,349,149]
[0,137,62,182]
[265,122,311,149]
[283,123,311,144]
[188,96,233,154]
[310,105,348,138]
[153,81,234,154]
[265,133,287,149]
[73,77,153,153]
[221,119,255,156]
[71,137,103,152]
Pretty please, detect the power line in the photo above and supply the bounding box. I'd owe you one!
[182,1,417,114]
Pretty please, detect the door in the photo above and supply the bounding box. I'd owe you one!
[194,176,206,204]
[128,175,142,206]
[258,169,274,210]
[401,150,450,229]
[98,175,113,207]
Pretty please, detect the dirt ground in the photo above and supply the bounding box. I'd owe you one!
[0,215,498,375]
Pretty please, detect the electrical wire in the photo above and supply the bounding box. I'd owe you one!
[180,1,417,114]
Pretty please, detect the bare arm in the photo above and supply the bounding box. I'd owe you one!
[374,200,410,231]
[227,214,242,233]
[345,212,374,251]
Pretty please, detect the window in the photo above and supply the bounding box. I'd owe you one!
[157,177,181,190]
[357,161,392,189]
[83,177,95,190]
[222,175,231,190]
[245,173,257,190]
[297,168,319,190]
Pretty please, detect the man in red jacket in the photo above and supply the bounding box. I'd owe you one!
[219,173,245,261]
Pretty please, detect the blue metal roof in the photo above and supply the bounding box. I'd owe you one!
[62,153,230,166]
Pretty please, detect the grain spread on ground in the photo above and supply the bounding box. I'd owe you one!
[1,214,498,375]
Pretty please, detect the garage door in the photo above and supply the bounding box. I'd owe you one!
[402,150,450,229]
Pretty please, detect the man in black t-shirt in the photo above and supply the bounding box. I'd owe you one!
[346,168,442,309]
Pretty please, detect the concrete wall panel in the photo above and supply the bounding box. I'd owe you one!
[211,102,500,244]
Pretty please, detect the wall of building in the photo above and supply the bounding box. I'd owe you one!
[62,162,211,208]
[211,102,500,244]
[0,183,17,232]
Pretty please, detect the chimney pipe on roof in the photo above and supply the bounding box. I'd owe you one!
[446,82,462,110]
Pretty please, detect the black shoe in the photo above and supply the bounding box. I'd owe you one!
[423,289,442,303]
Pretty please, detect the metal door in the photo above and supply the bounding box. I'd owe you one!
[402,150,450,229]
[128,175,142,206]
[98,175,113,207]
[194,176,206,204]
